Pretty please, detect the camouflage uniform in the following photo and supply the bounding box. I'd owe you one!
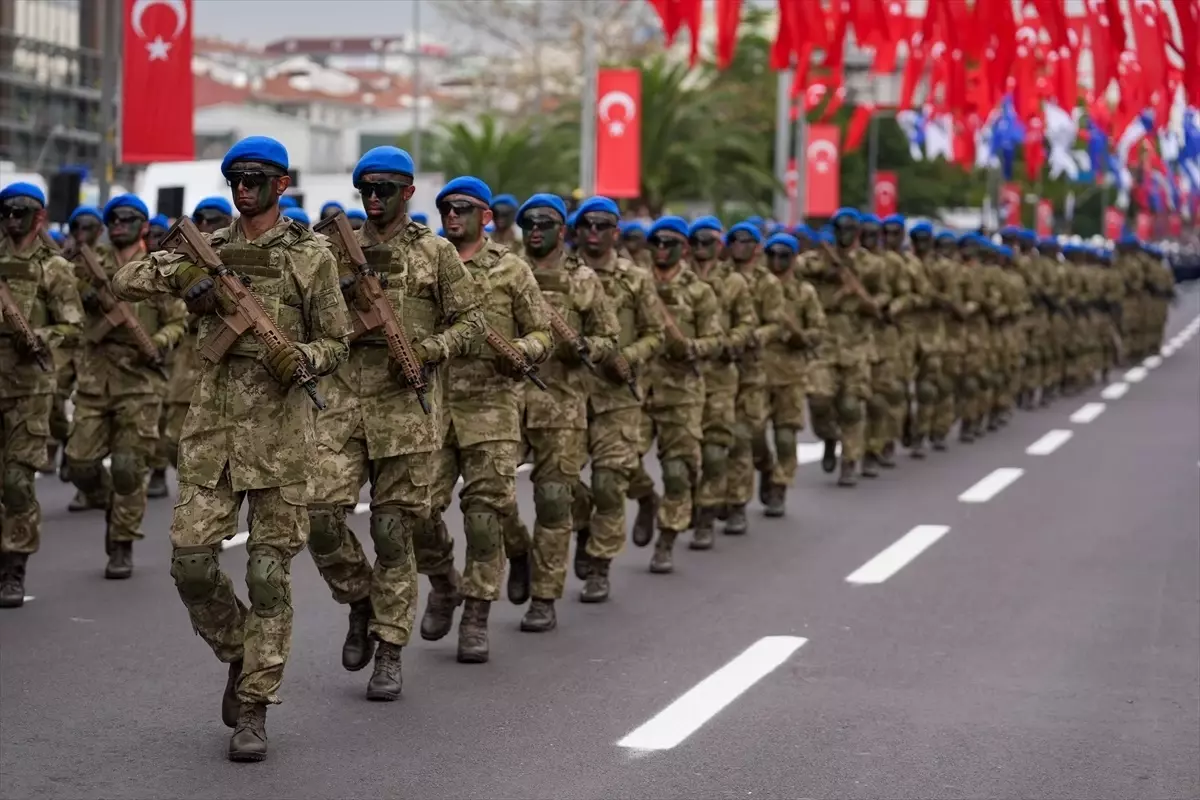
[112,215,352,706]
[1014,246,1048,406]
[923,248,968,444]
[993,260,1031,421]
[893,250,942,451]
[66,243,187,552]
[958,255,992,438]
[152,316,199,474]
[975,257,1009,429]
[863,249,904,467]
[1040,251,1070,398]
[1145,254,1174,352]
[1115,247,1146,363]
[1060,258,1090,393]
[308,217,482,647]
[490,226,525,258]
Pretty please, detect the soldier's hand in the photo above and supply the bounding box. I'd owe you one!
[13,332,47,362]
[414,337,445,367]
[338,273,357,299]
[264,343,311,386]
[175,264,213,302]
[666,336,697,362]
[78,283,102,314]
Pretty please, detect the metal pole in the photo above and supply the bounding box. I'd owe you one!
[98,0,119,204]
[411,0,423,172]
[533,0,544,131]
[865,113,880,213]
[772,68,792,221]
[579,12,598,196]
[793,97,807,223]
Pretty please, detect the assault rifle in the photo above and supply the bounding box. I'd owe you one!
[543,302,595,372]
[0,279,52,371]
[820,242,880,318]
[653,291,700,376]
[75,243,169,380]
[485,323,548,391]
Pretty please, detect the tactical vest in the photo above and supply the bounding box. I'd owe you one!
[196,238,304,358]
[533,265,583,334]
[0,254,47,334]
[656,272,698,339]
[465,245,516,359]
[352,235,442,345]
[598,264,639,348]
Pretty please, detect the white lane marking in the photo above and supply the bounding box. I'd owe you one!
[797,441,834,464]
[1162,345,1176,357]
[617,636,807,751]
[517,462,532,474]
[22,595,34,603]
[221,531,250,550]
[1124,366,1148,383]
[102,456,111,468]
[1069,402,1106,424]
[958,468,1024,503]
[845,525,950,585]
[1101,382,1129,400]
[1026,429,1073,456]
[354,502,370,515]
[1143,355,1163,369]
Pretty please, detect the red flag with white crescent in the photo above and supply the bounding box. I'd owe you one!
[872,171,898,217]
[121,0,194,163]
[1103,206,1125,240]
[594,69,642,198]
[804,124,841,217]
[1035,199,1054,237]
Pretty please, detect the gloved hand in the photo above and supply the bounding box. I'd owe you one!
[78,282,102,314]
[666,336,696,363]
[150,330,174,361]
[554,338,583,365]
[175,264,214,304]
[414,337,445,367]
[495,339,532,381]
[338,272,358,300]
[264,343,312,386]
[601,350,635,384]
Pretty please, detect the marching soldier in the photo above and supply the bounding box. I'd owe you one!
[489,194,524,257]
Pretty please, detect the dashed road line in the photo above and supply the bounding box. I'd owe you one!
[1069,402,1106,424]
[798,441,832,464]
[845,525,950,585]
[1143,355,1163,369]
[958,468,1024,503]
[1101,382,1129,400]
[617,636,807,752]
[1026,429,1073,456]
[1123,366,1148,383]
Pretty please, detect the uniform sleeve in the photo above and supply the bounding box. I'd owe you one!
[150,294,189,350]
[799,282,828,349]
[40,255,84,344]
[580,270,620,360]
[886,254,916,317]
[430,239,485,361]
[112,250,189,301]
[623,268,665,366]
[754,272,786,344]
[856,255,889,317]
[299,245,352,376]
[690,280,723,359]
[727,273,758,351]
[509,257,553,363]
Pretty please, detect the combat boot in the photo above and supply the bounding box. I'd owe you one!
[723,504,748,535]
[580,557,611,603]
[507,551,531,605]
[757,469,772,506]
[573,528,592,580]
[456,598,491,664]
[104,541,133,580]
[861,453,880,478]
[689,508,716,550]
[986,414,1000,432]
[631,492,659,548]
[649,531,677,574]
[147,468,169,499]
[68,489,100,513]
[879,442,897,468]
[39,443,57,476]
[763,485,786,518]
[366,641,403,700]
[837,459,858,487]
[1040,387,1054,407]
[520,598,557,632]
[222,659,242,728]
[715,505,729,521]
[959,420,975,443]
[930,435,947,452]
[0,553,28,608]
[910,437,927,459]
[228,703,268,762]
[420,571,463,641]
[821,440,838,474]
[342,598,374,671]
[972,418,987,438]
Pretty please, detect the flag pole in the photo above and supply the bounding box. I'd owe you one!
[579,10,598,196]
[772,67,792,222]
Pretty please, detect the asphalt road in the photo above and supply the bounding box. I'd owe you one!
[3,290,1198,800]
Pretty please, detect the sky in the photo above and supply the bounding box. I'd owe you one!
[193,0,451,46]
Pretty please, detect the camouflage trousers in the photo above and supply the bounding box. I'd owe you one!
[150,401,189,472]
[640,401,702,533]
[931,348,962,441]
[991,324,1022,415]
[911,338,944,441]
[66,392,159,543]
[866,348,905,456]
[575,405,642,561]
[414,430,516,602]
[1,393,52,554]
[627,409,656,502]
[959,326,993,426]
[756,381,807,489]
[1046,313,1071,391]
[808,353,870,463]
[169,472,308,705]
[306,422,430,646]
[696,367,737,510]
[1022,313,1049,397]
[49,346,75,445]
[728,383,769,506]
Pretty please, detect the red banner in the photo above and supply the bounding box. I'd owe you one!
[785,157,799,226]
[1168,213,1182,238]
[1134,211,1152,240]
[1000,183,1022,226]
[595,69,642,198]
[1103,206,1124,240]
[1035,199,1053,237]
[805,124,840,217]
[121,0,194,163]
[872,170,898,217]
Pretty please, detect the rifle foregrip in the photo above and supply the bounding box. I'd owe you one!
[529,370,548,391]
[301,378,326,411]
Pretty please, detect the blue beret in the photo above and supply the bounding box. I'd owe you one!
[832,207,860,223]
[193,196,233,216]
[436,176,492,207]
[491,193,518,209]
[575,196,620,219]
[649,215,689,239]
[411,212,428,225]
[688,215,722,237]
[102,194,149,221]
[0,182,46,206]
[997,245,1014,258]
[484,222,495,233]
[282,207,310,226]
[745,215,765,228]
[347,209,367,221]
[68,205,102,224]
[958,233,981,245]
[220,135,288,174]
[49,229,66,244]
[910,222,934,235]
[765,233,800,253]
[619,220,646,236]
[517,193,567,225]
[792,224,815,239]
[1000,225,1021,236]
[436,227,445,236]
[567,212,578,228]
[353,146,415,184]
[1118,233,1139,246]
[1038,237,1058,247]
[817,230,836,244]
[321,201,344,215]
[861,213,881,226]
[935,230,957,240]
[1018,228,1036,241]
[1062,243,1081,255]
[724,222,763,244]
[767,223,786,236]
[149,214,170,229]
[279,196,298,210]
[883,214,905,227]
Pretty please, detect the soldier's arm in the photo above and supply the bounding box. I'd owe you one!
[886,258,915,317]
[580,270,620,361]
[754,273,786,344]
[40,255,84,345]
[509,258,553,364]
[908,257,933,310]
[430,239,485,361]
[624,269,665,366]
[298,246,352,376]
[800,282,828,348]
[690,280,723,359]
[112,251,186,301]
[151,294,190,350]
[728,273,758,350]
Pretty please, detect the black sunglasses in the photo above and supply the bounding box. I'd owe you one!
[728,234,756,245]
[519,217,559,232]
[357,180,407,199]
[1,206,34,220]
[766,248,793,259]
[70,219,100,232]
[225,171,273,190]
[577,220,617,233]
[108,211,145,225]
[647,236,682,249]
[690,234,720,245]
[194,211,227,225]
[438,199,483,217]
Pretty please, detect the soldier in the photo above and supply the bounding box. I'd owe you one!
[306,149,484,696]
[1037,237,1067,404]
[857,214,904,477]
[803,209,880,486]
[912,227,961,452]
[112,136,351,761]
[347,208,367,231]
[0,182,84,608]
[146,214,171,253]
[1006,228,1046,409]
[320,201,344,222]
[488,194,524,257]
[1144,244,1175,353]
[992,244,1031,426]
[571,197,663,600]
[757,233,826,515]
[619,221,653,271]
[415,176,550,663]
[505,193,619,630]
[1113,235,1145,365]
[956,234,993,440]
[282,207,311,229]
[65,194,187,578]
[688,216,755,546]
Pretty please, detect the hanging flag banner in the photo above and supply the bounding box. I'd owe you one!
[1135,211,1152,240]
[1000,182,1022,226]
[1103,206,1125,240]
[1168,213,1182,237]
[595,68,642,198]
[785,157,800,226]
[1035,199,1054,237]
[121,0,194,163]
[805,124,841,217]
[872,170,898,217]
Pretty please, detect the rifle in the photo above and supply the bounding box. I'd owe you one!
[652,291,700,376]
[75,243,169,380]
[0,279,53,371]
[543,301,595,371]
[314,210,430,414]
[820,242,880,317]
[485,322,548,391]
[161,217,326,410]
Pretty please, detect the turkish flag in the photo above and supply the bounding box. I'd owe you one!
[595,69,641,198]
[1128,0,1167,102]
[1000,183,1022,226]
[872,171,898,217]
[1035,199,1054,237]
[121,0,194,163]
[1135,211,1153,239]
[1103,206,1125,240]
[804,124,840,217]
[1168,213,1182,237]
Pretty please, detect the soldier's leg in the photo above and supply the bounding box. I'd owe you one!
[865,359,893,470]
[527,428,586,603]
[838,357,870,483]
[694,381,734,547]
[650,404,702,574]
[500,431,533,604]
[806,363,839,476]
[1,395,53,606]
[585,405,641,561]
[46,352,72,471]
[913,348,941,448]
[727,385,766,529]
[108,394,159,544]
[306,426,372,605]
[750,388,775,504]
[413,444,459,578]
[368,451,432,645]
[767,382,804,488]
[625,409,656,501]
[931,351,958,445]
[149,401,171,473]
[64,392,112,514]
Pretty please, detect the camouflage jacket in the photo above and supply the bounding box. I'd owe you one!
[733,261,784,387]
[321,216,485,459]
[445,237,551,446]
[958,259,991,345]
[0,234,84,400]
[620,246,653,271]
[891,250,943,343]
[761,269,826,387]
[923,254,968,351]
[491,226,525,257]
[525,249,620,431]
[693,259,757,393]
[112,215,352,491]
[164,317,200,405]
[801,247,880,364]
[645,264,722,409]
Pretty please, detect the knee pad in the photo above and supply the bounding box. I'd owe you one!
[170,545,222,604]
[369,508,415,568]
[306,505,345,556]
[533,481,572,528]
[836,394,863,424]
[700,442,728,481]
[68,458,105,494]
[916,380,938,405]
[661,458,691,497]
[885,381,907,405]
[807,394,834,418]
[772,426,797,458]
[110,451,143,496]
[462,510,501,560]
[2,465,37,514]
[961,375,980,397]
[246,545,289,617]
[591,467,625,515]
[867,392,891,416]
